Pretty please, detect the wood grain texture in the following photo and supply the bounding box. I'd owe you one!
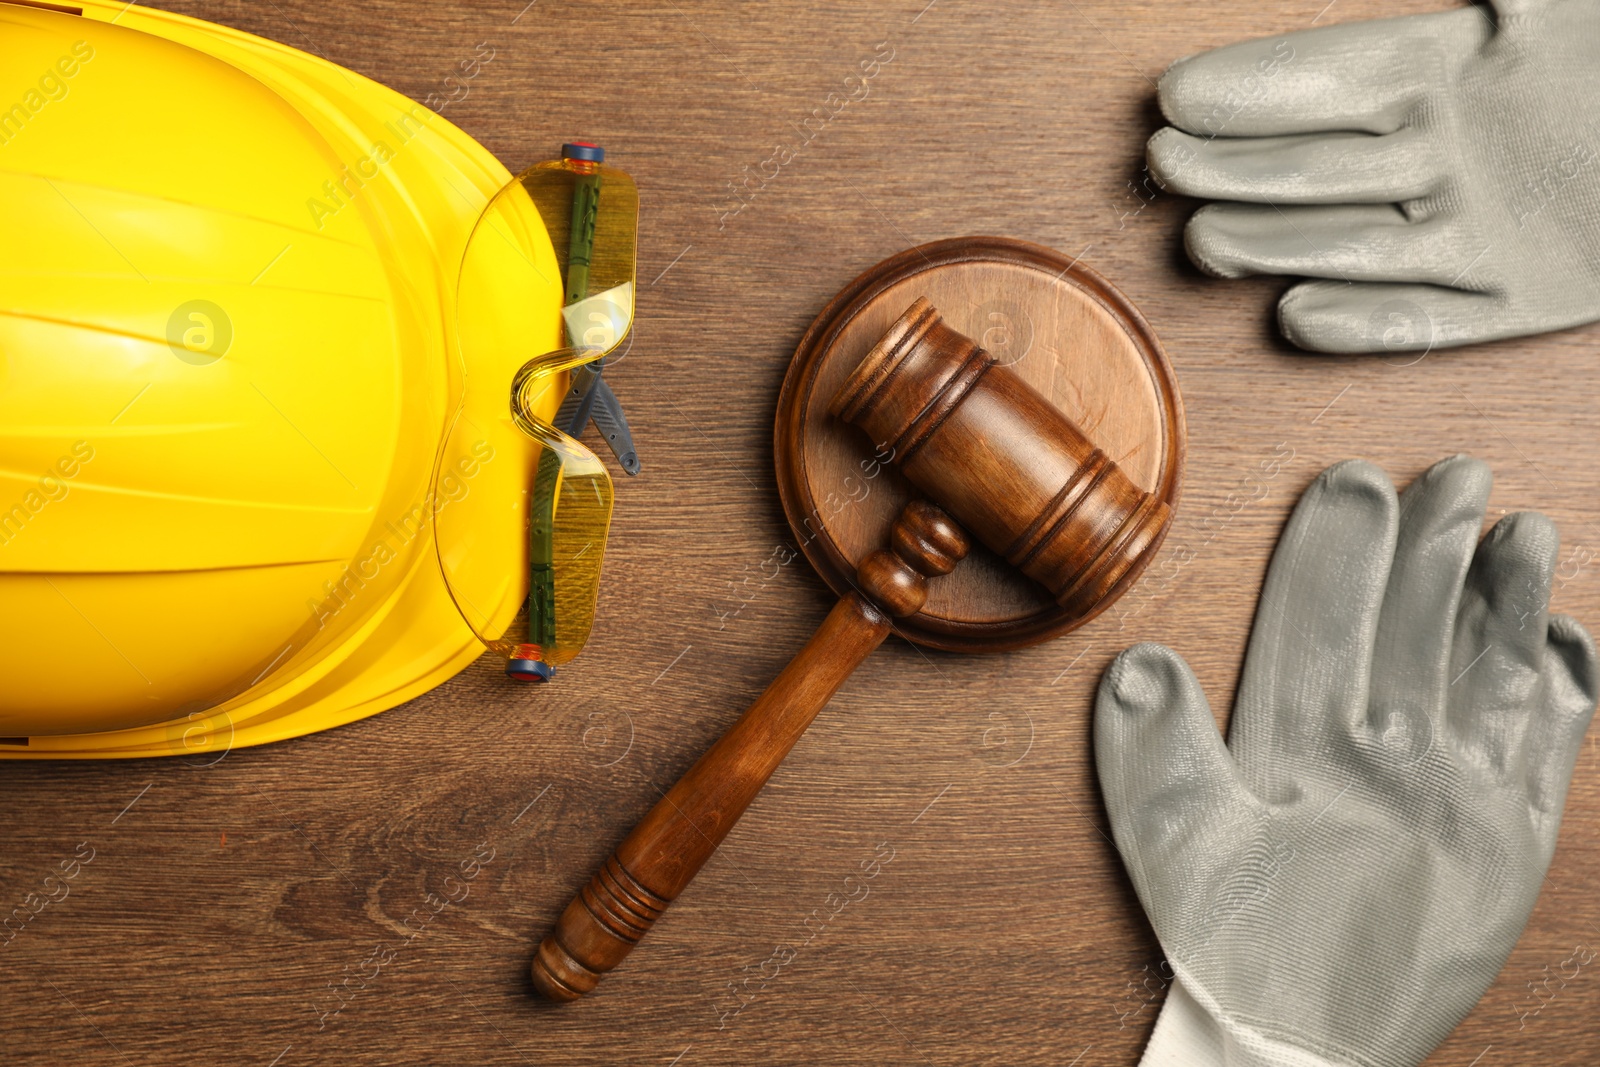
[4,0,1598,1064]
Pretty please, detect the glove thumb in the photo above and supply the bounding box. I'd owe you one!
[1095,643,1256,893]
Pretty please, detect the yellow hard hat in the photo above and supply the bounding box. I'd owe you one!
[0,0,629,757]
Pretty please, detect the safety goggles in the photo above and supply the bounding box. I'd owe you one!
[435,144,639,682]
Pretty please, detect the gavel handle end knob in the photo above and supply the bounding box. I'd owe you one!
[533,855,670,1001]
[532,936,597,1001]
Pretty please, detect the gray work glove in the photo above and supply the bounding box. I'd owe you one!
[1096,456,1598,1067]
[1147,1,1600,353]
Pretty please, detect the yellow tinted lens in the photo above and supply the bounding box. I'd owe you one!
[513,356,613,666]
[518,160,638,356]
[437,156,636,673]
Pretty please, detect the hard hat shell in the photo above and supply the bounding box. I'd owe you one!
[0,0,564,757]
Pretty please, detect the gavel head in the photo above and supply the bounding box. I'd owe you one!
[829,297,1172,618]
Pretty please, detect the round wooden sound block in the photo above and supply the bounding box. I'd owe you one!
[775,237,1185,652]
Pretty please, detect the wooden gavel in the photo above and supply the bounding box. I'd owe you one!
[531,296,1171,1000]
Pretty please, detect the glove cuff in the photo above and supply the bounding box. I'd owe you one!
[1140,972,1360,1067]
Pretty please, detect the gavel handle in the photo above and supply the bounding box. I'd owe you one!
[531,592,891,1000]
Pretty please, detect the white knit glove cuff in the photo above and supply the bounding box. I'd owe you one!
[1140,971,1359,1067]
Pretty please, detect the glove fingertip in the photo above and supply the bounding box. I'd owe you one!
[1277,282,1357,353]
[1096,644,1220,774]
[1155,56,1197,129]
[1099,642,1201,719]
[1311,456,1396,506]
[1485,509,1560,572]
[1145,126,1189,188]
[1547,612,1599,717]
[1183,206,1250,280]
[1523,615,1596,823]
[1411,452,1491,501]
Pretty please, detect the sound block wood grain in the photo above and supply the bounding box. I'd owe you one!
[776,236,1185,652]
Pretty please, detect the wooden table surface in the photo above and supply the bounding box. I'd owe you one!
[7,0,1598,1063]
